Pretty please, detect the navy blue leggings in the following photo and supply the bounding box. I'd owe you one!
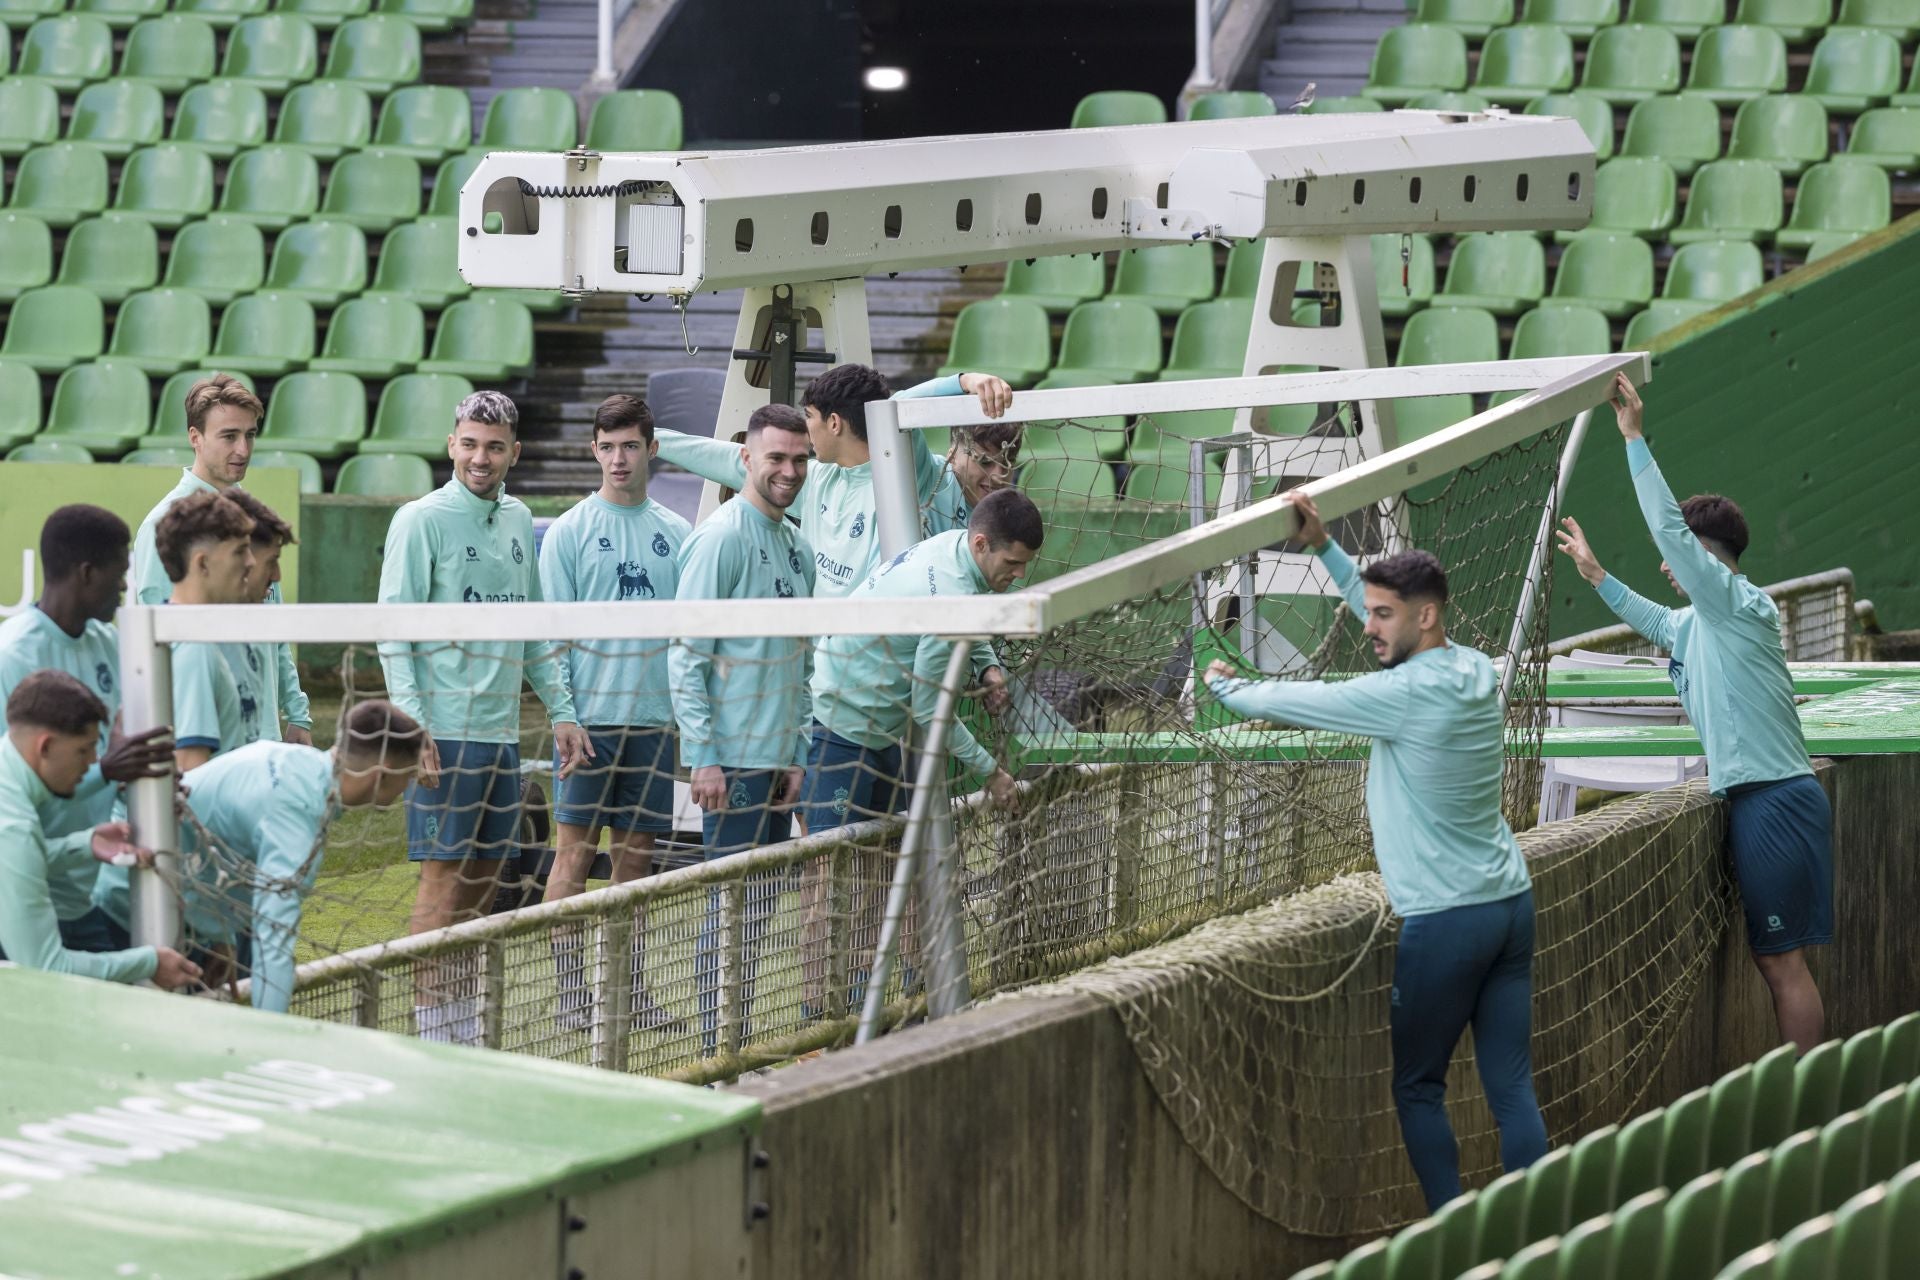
[1391,889,1549,1211]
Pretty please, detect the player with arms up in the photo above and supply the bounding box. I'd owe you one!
[1557,374,1830,1053]
[1203,493,1548,1212]
[923,421,1025,536]
[155,492,264,772]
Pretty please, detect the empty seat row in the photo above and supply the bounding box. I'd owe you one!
[1412,0,1920,43]
[2,429,439,496]
[1569,155,1889,245]
[0,0,470,32]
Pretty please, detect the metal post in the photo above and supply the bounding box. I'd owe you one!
[1193,0,1214,90]
[918,775,970,1020]
[118,604,181,954]
[593,0,614,86]
[862,395,920,562]
[1502,409,1593,703]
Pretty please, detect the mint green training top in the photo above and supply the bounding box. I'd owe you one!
[1206,540,1530,918]
[170,636,262,759]
[0,737,157,983]
[810,530,1001,779]
[132,468,311,731]
[667,496,817,770]
[537,493,691,729]
[1594,437,1813,795]
[376,480,576,744]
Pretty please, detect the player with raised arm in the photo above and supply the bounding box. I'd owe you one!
[0,506,174,953]
[923,421,1026,536]
[1203,492,1547,1212]
[537,393,691,1032]
[375,390,589,1043]
[0,671,201,990]
[130,375,312,745]
[1556,374,1829,1053]
[154,492,264,773]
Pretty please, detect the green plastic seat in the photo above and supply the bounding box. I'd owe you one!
[1832,1181,1891,1275]
[1560,155,1679,242]
[1835,0,1920,38]
[368,217,468,309]
[1159,299,1253,381]
[173,0,268,28]
[11,143,111,228]
[55,214,159,303]
[372,0,470,31]
[1396,305,1500,364]
[1069,89,1167,127]
[0,79,62,158]
[1686,25,1790,105]
[1719,1148,1776,1260]
[274,81,374,161]
[8,440,95,464]
[1893,54,1920,108]
[1048,299,1164,383]
[209,291,316,376]
[72,0,165,29]
[1129,407,1237,458]
[276,0,369,31]
[999,254,1106,313]
[1660,1168,1729,1278]
[161,216,267,307]
[1862,1088,1908,1184]
[479,86,578,150]
[1669,158,1784,243]
[360,371,472,456]
[1362,25,1469,105]
[1662,241,1764,303]
[427,149,487,216]
[1222,241,1262,300]
[219,13,319,93]
[1624,298,1714,345]
[315,148,420,232]
[1474,26,1575,106]
[17,15,114,90]
[1803,231,1862,259]
[319,12,421,94]
[1817,1109,1871,1211]
[936,298,1052,387]
[1519,0,1617,37]
[1846,107,1920,169]
[1624,0,1725,37]
[1408,90,1491,111]
[168,80,271,160]
[1024,415,1119,462]
[1838,1026,1889,1111]
[417,295,535,380]
[1525,93,1615,159]
[335,452,432,496]
[1727,95,1832,176]
[1466,1168,1530,1261]
[144,368,259,441]
[1769,1129,1823,1234]
[1510,304,1611,357]
[1019,457,1117,503]
[1372,232,1437,317]
[250,448,324,494]
[1566,1124,1620,1223]
[309,294,424,377]
[1395,394,1477,442]
[118,15,218,92]
[1549,233,1654,316]
[124,445,198,469]
[0,362,46,451]
[0,0,61,18]
[264,219,369,305]
[112,144,216,230]
[0,213,55,303]
[107,288,213,375]
[585,89,682,151]
[1880,1012,1920,1089]
[1122,460,1224,506]
[1734,0,1836,42]
[1413,0,1513,38]
[1189,91,1275,120]
[1658,1086,1713,1188]
[1803,27,1902,113]
[1433,231,1546,314]
[1520,1146,1574,1243]
[1300,95,1387,114]
[1108,242,1217,315]
[217,145,322,230]
[65,81,166,158]
[1708,1064,1762,1170]
[1579,25,1683,106]
[263,369,367,457]
[40,360,152,453]
[1619,94,1723,177]
[0,285,106,372]
[371,84,470,161]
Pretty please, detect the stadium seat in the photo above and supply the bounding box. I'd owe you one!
[316,149,421,232]
[360,372,472,456]
[1108,242,1217,315]
[373,0,471,31]
[1189,91,1276,120]
[1069,89,1167,127]
[937,298,1052,387]
[1362,25,1470,105]
[1408,91,1493,112]
[209,291,317,376]
[113,144,216,229]
[264,219,369,305]
[0,285,105,371]
[1727,95,1831,175]
[1804,231,1864,259]
[9,143,110,228]
[1017,415,1115,462]
[1374,232,1437,317]
[1474,26,1576,106]
[1221,240,1265,300]
[219,14,320,93]
[1836,0,1920,38]
[1525,93,1615,160]
[427,150,487,216]
[372,84,470,162]
[1396,305,1500,366]
[146,367,259,439]
[39,360,151,453]
[65,81,166,158]
[1624,298,1713,344]
[1558,155,1678,241]
[1665,240,1766,301]
[17,15,114,90]
[0,79,62,157]
[250,448,325,494]
[118,15,218,92]
[107,288,213,375]
[1618,94,1722,177]
[0,213,55,303]
[167,80,271,160]
[1433,232,1546,314]
[72,0,165,29]
[1549,233,1656,316]
[262,370,368,457]
[7,440,95,464]
[1047,299,1164,383]
[1579,25,1683,105]
[1130,407,1241,457]
[585,89,683,151]
[1509,304,1612,358]
[417,295,535,380]
[335,451,432,495]
[55,214,159,303]
[368,217,468,308]
[1802,27,1903,113]
[1300,95,1386,114]
[1624,0,1726,36]
[276,0,369,31]
[1159,299,1254,381]
[1122,460,1223,506]
[1776,159,1892,248]
[173,0,268,27]
[274,81,374,161]
[124,446,198,468]
[309,294,425,378]
[217,145,322,229]
[1020,457,1117,502]
[480,86,578,150]
[1686,26,1790,105]
[1412,0,1513,40]
[1846,107,1920,169]
[1394,394,1477,442]
[999,254,1106,313]
[1518,0,1617,38]
[0,363,45,452]
[1670,159,1785,242]
[318,14,420,94]
[1733,0,1835,42]
[0,0,60,19]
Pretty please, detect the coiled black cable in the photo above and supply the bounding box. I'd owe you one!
[514,179,650,199]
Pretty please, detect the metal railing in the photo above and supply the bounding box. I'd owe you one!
[1545,568,1864,663]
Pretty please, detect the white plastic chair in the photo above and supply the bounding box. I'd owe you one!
[1539,652,1706,822]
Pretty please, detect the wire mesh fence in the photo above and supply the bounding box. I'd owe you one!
[1544,568,1863,663]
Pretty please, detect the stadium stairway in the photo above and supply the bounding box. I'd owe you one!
[1261,0,1408,105]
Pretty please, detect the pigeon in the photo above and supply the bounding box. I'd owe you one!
[1291,82,1317,113]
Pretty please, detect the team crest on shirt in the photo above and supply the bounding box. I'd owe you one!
[849,512,866,539]
[787,549,803,575]
[728,780,751,810]
[94,662,114,694]
[652,532,671,558]
[511,538,524,564]
[462,586,482,603]
[597,536,613,551]
[774,579,795,598]
[616,560,655,600]
[465,545,480,561]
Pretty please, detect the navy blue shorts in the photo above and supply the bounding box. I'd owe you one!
[1726,773,1833,955]
[407,740,523,862]
[798,725,905,835]
[702,768,794,859]
[552,727,675,834]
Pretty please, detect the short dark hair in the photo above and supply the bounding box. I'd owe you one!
[954,421,1024,460]
[221,489,296,550]
[185,374,263,434]
[40,505,130,582]
[1681,493,1749,561]
[800,363,890,441]
[6,669,108,736]
[593,394,655,442]
[338,699,428,767]
[746,403,808,439]
[155,492,254,584]
[1359,549,1450,605]
[968,488,1045,551]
